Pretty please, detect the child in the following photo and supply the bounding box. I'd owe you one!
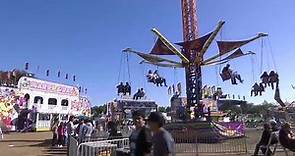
[57,122,65,147]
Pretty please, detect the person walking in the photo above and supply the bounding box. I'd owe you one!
[78,119,86,143]
[129,110,152,156]
[107,121,122,139]
[66,116,75,155]
[57,122,65,147]
[84,119,94,142]
[51,119,59,146]
[147,112,175,156]
[253,123,272,156]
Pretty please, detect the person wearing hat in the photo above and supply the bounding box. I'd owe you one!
[147,112,175,156]
[129,110,152,156]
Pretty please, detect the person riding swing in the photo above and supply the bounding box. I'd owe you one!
[123,82,131,96]
[260,71,269,88]
[268,71,279,90]
[146,70,155,83]
[251,83,263,96]
[116,82,124,96]
[153,70,167,87]
[133,88,145,100]
[221,64,243,85]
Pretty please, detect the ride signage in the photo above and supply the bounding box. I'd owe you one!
[20,77,79,96]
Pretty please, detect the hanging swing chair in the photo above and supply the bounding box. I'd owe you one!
[250,37,285,107]
[141,63,168,87]
[117,52,132,97]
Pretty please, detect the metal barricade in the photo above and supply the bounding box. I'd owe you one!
[69,135,79,156]
[77,138,129,156]
[196,136,247,154]
[173,132,198,154]
[171,129,247,155]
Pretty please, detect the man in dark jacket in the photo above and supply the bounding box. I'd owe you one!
[253,123,272,156]
[129,110,152,156]
[279,123,295,152]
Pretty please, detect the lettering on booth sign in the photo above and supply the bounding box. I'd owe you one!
[48,105,56,110]
[21,79,79,96]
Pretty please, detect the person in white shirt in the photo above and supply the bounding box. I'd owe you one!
[84,120,93,141]
[66,116,75,156]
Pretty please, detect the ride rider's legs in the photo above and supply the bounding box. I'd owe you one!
[233,71,243,83]
[162,78,168,87]
[231,77,237,85]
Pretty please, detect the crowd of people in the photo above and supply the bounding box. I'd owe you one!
[50,111,176,156]
[253,121,295,156]
[50,115,96,148]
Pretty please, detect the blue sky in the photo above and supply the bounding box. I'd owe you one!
[0,0,294,106]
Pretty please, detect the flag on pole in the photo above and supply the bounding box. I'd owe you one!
[73,75,76,82]
[57,71,61,77]
[85,88,87,94]
[46,70,49,76]
[65,74,68,79]
[79,86,82,93]
[25,63,29,70]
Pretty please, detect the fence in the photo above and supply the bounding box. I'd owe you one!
[69,135,79,156]
[169,122,248,155]
[77,138,129,156]
[173,134,247,155]
[69,124,247,156]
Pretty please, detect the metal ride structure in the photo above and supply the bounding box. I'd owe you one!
[181,0,202,112]
[124,0,268,118]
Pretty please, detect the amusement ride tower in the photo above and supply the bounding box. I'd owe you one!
[181,0,202,109]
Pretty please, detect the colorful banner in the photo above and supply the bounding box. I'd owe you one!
[70,97,91,116]
[218,122,245,136]
[0,88,27,130]
[20,78,79,96]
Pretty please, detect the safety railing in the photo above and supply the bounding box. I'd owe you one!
[69,135,79,156]
[77,138,129,156]
[170,126,247,155]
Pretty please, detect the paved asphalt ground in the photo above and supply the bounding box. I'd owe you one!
[0,129,293,156]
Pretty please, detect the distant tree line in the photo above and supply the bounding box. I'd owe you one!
[219,100,276,117]
[91,105,107,118]
[0,69,34,87]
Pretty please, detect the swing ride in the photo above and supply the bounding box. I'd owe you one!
[114,0,286,143]
[124,21,269,116]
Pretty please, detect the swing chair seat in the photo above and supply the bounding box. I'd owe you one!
[147,79,154,83]
[220,73,231,81]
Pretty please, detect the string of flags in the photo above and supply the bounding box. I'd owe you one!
[24,62,87,94]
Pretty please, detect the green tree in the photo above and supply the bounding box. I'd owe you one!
[166,106,171,113]
[91,105,107,117]
[158,106,166,113]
